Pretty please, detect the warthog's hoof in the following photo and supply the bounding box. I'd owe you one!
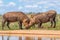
[38,26,43,28]
[53,27,55,28]
[48,27,51,28]
[20,28,23,30]
[41,27,43,28]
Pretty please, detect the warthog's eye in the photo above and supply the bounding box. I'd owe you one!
[25,20,27,22]
[24,19,30,24]
[25,20,29,23]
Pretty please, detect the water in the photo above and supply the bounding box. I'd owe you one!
[0,36,60,40]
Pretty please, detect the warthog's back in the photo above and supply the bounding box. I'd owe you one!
[3,12,28,22]
[34,13,49,23]
[47,10,57,18]
[32,10,57,23]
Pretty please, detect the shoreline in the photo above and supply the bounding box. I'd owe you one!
[0,30,60,38]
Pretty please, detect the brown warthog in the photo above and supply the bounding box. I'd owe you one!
[2,12,30,30]
[30,13,41,27]
[26,10,57,29]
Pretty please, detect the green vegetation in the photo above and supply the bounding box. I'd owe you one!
[0,14,60,30]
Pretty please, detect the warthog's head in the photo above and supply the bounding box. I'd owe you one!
[23,19,30,29]
[25,18,35,29]
[30,14,35,18]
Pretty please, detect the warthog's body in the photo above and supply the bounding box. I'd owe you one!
[2,12,30,30]
[26,10,57,29]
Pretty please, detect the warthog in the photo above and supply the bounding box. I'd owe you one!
[30,13,41,27]
[2,12,30,30]
[26,10,57,29]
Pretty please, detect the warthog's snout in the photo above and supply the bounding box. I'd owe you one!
[23,19,30,29]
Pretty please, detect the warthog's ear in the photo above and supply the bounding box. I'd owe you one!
[26,19,30,23]
[24,19,30,23]
[31,15,34,18]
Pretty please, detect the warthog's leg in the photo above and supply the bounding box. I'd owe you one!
[50,18,54,27]
[7,21,11,29]
[51,21,53,27]
[50,17,56,28]
[2,19,6,30]
[38,23,42,28]
[53,17,56,28]
[50,18,54,28]
[19,22,23,29]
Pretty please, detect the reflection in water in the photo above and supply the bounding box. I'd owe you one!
[2,36,19,40]
[2,36,9,40]
[19,36,22,40]
[1,36,60,40]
